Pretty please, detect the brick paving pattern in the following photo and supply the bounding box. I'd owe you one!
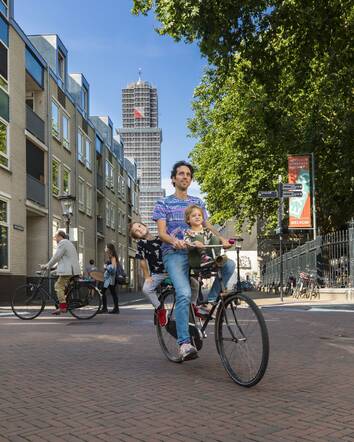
[0,301,354,441]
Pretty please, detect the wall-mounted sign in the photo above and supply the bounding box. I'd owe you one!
[13,224,24,231]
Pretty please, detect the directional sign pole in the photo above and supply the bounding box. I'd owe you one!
[278,175,284,302]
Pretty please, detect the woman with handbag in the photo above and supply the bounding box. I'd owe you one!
[99,243,120,314]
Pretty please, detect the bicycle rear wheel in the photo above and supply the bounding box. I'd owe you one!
[215,292,269,387]
[67,283,101,319]
[11,284,46,320]
[156,288,182,363]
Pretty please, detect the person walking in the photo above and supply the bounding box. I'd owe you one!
[99,243,120,314]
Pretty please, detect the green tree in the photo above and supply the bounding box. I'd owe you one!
[133,0,354,232]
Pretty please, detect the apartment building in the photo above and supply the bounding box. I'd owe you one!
[0,0,140,301]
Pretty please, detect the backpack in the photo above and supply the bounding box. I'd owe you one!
[115,263,127,285]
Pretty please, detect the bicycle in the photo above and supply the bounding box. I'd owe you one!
[156,243,269,387]
[11,268,102,320]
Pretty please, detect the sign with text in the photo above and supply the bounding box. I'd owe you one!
[288,155,312,228]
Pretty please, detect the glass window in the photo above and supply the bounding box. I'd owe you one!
[78,228,84,272]
[78,179,85,212]
[77,131,84,163]
[0,86,8,121]
[51,101,60,139]
[86,184,92,216]
[0,15,8,46]
[62,166,70,195]
[111,204,115,229]
[0,1,7,18]
[81,87,88,113]
[0,41,7,84]
[95,135,102,154]
[25,48,43,88]
[0,198,8,269]
[62,114,70,150]
[52,159,60,196]
[0,118,8,168]
[58,51,65,81]
[105,160,113,189]
[106,200,110,227]
[85,138,91,169]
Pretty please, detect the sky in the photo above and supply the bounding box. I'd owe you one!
[14,0,205,197]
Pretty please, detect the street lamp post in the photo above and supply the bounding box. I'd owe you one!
[235,237,244,291]
[58,194,76,236]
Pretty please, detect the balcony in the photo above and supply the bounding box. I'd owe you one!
[26,105,45,144]
[27,174,46,207]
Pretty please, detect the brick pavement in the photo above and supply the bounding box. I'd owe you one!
[0,301,354,441]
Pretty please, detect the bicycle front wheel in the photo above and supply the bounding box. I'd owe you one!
[67,283,101,319]
[215,292,269,387]
[11,284,46,320]
[156,288,182,363]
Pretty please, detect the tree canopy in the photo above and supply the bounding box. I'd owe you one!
[133,0,354,232]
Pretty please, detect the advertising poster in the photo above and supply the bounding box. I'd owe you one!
[288,155,312,228]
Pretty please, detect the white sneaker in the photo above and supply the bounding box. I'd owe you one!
[179,343,198,361]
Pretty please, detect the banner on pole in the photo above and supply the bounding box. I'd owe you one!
[288,155,312,228]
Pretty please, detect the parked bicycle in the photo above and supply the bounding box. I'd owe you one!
[293,271,319,299]
[11,268,102,320]
[156,243,269,387]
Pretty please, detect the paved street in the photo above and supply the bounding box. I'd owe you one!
[1,299,354,442]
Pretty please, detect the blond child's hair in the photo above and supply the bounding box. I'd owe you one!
[184,204,204,226]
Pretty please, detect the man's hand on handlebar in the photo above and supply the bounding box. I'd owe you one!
[171,238,187,249]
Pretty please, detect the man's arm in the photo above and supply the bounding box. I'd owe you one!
[204,221,232,249]
[157,219,186,249]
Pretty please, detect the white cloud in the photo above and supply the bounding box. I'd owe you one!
[161,177,204,200]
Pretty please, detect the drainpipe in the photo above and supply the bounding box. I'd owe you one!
[45,68,52,296]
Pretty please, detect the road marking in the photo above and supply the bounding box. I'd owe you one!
[309,308,354,313]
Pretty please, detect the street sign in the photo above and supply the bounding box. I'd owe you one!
[283,183,303,191]
[282,191,303,198]
[258,191,278,198]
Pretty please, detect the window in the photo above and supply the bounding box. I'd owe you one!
[78,178,85,212]
[78,228,85,272]
[86,184,92,216]
[62,166,71,195]
[0,86,8,121]
[0,41,7,91]
[85,138,91,169]
[121,213,126,234]
[0,117,8,168]
[117,210,121,232]
[62,113,70,150]
[0,1,7,18]
[57,51,65,82]
[0,197,8,269]
[0,14,8,47]
[51,101,60,139]
[81,86,88,114]
[52,218,61,256]
[52,159,60,196]
[110,204,115,229]
[105,200,110,227]
[105,160,113,190]
[77,131,84,163]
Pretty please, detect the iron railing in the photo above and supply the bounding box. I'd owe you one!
[261,227,354,289]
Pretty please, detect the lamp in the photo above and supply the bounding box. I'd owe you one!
[58,194,76,235]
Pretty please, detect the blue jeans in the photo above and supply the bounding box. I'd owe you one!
[163,251,191,345]
[208,258,236,301]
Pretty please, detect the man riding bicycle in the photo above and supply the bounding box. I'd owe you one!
[152,161,235,361]
[41,230,81,314]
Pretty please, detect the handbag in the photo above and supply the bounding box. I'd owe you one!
[115,263,127,285]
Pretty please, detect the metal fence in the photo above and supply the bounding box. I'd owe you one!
[261,227,354,289]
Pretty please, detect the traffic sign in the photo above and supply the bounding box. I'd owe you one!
[282,191,303,198]
[282,183,303,191]
[258,191,278,198]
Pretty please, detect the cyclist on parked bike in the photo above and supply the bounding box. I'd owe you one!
[41,230,81,315]
[152,161,234,361]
